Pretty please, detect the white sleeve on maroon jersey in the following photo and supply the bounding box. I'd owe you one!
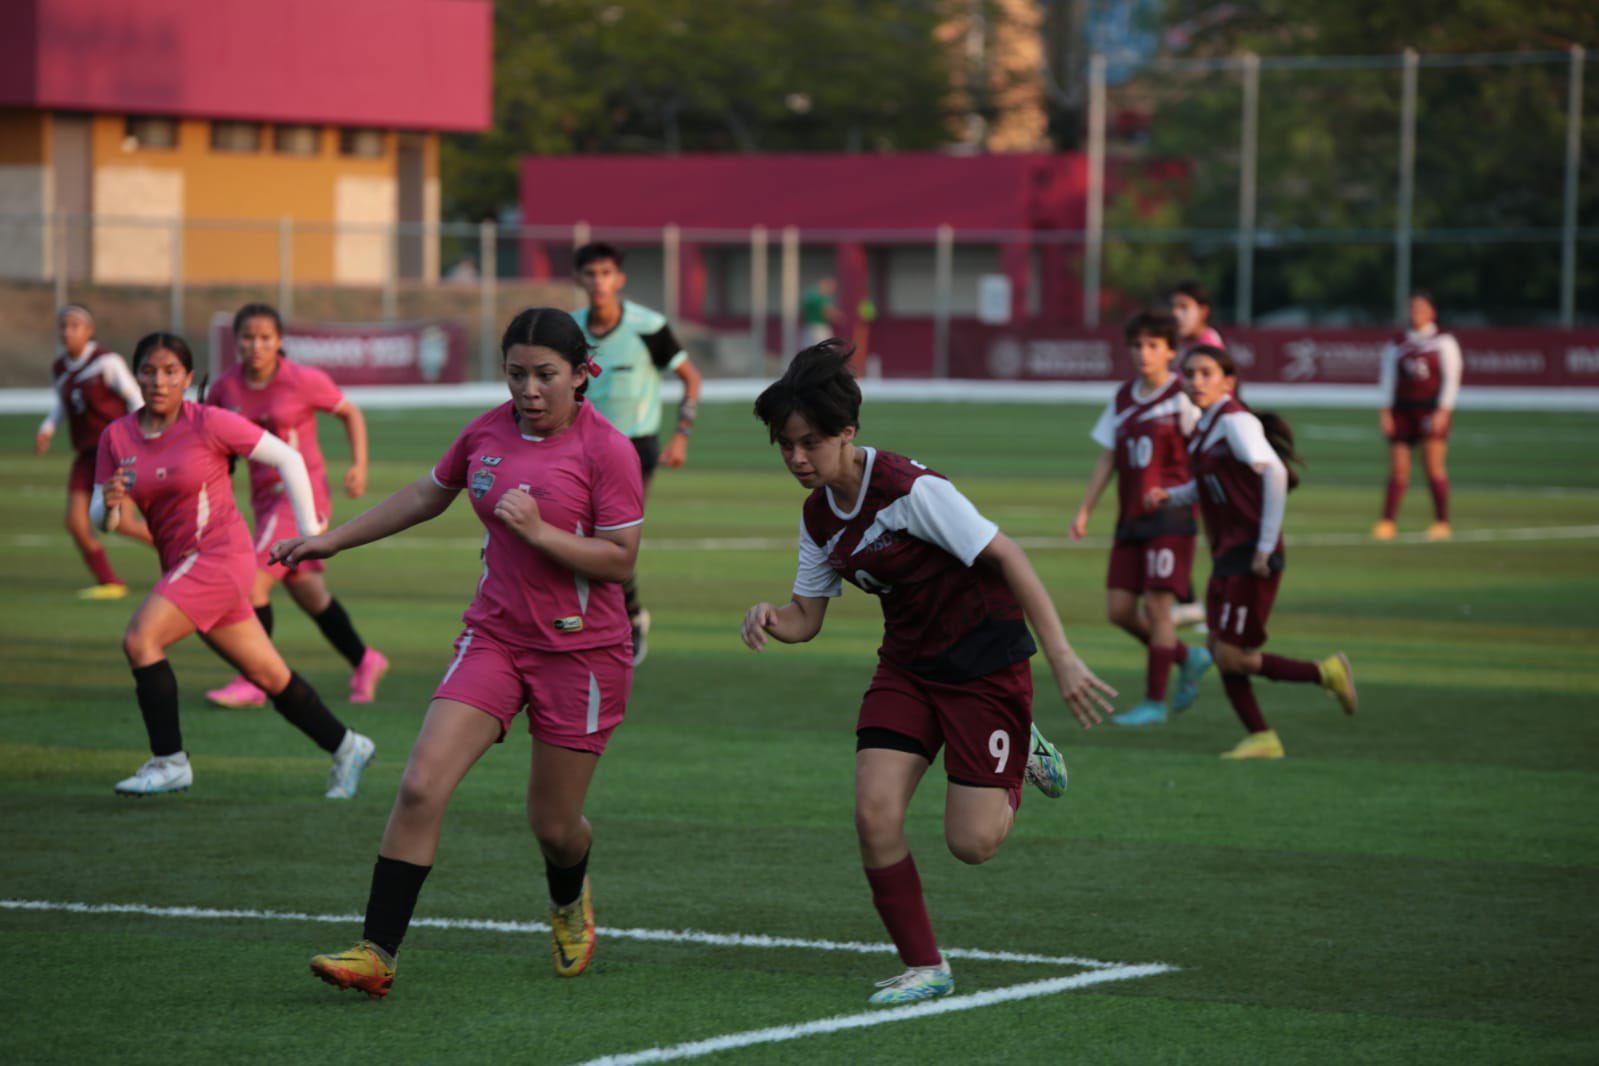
[792,521,843,599]
[1222,413,1287,552]
[1377,342,1400,406]
[1165,481,1198,507]
[39,390,63,435]
[250,432,323,536]
[99,355,144,411]
[1437,333,1463,409]
[896,476,999,567]
[1177,392,1202,436]
[1088,397,1117,449]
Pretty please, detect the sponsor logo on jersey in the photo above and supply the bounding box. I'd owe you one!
[470,468,495,499]
[553,616,584,632]
[156,468,168,480]
[479,455,503,466]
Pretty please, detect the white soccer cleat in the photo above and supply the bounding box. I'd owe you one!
[114,753,193,796]
[325,731,376,799]
[868,958,955,1005]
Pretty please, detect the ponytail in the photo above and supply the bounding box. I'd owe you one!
[1257,411,1304,491]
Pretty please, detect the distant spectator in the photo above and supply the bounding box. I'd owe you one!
[803,277,843,347]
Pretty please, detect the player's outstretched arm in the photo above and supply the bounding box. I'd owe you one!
[979,532,1117,728]
[741,596,828,650]
[333,401,370,498]
[272,475,457,566]
[1071,448,1116,539]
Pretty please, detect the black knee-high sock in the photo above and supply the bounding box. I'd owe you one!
[363,855,432,958]
[312,598,368,668]
[254,603,274,637]
[546,847,590,907]
[132,660,182,756]
[270,672,348,753]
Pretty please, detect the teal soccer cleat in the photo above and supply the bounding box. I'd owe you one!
[1111,699,1170,726]
[1023,723,1069,798]
[1172,645,1214,713]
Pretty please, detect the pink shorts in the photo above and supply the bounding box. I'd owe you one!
[154,550,256,633]
[1106,535,1195,599]
[253,497,327,579]
[433,627,632,754]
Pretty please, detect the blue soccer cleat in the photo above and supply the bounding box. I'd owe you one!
[1111,699,1169,727]
[1171,645,1214,713]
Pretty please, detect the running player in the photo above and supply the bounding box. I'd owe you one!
[1170,279,1224,356]
[1373,291,1461,542]
[204,304,388,708]
[740,341,1114,1005]
[35,303,152,598]
[91,332,375,796]
[1071,311,1212,726]
[573,241,702,665]
[282,308,643,999]
[1143,345,1358,759]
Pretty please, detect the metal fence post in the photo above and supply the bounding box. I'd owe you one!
[750,224,769,375]
[1560,44,1585,328]
[662,223,681,324]
[1084,53,1107,328]
[382,223,398,322]
[278,215,293,319]
[169,217,184,334]
[780,225,800,361]
[573,220,591,249]
[1236,52,1260,327]
[479,219,497,381]
[52,211,67,308]
[1395,47,1418,324]
[933,224,954,379]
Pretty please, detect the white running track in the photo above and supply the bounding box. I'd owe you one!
[0,897,1176,1063]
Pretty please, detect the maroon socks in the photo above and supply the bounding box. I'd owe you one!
[1146,643,1187,701]
[1259,653,1321,684]
[864,854,940,967]
[82,544,120,586]
[1221,673,1270,733]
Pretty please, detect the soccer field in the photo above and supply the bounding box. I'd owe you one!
[2,400,1597,1064]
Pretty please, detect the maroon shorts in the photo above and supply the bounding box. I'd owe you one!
[433,627,632,755]
[857,659,1033,790]
[1106,535,1195,599]
[153,550,256,634]
[1388,409,1448,444]
[1205,570,1282,649]
[252,497,327,579]
[69,449,97,496]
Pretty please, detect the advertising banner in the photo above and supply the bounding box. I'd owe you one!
[210,315,468,386]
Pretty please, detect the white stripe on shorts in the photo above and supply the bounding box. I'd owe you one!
[167,553,200,583]
[254,511,280,554]
[441,628,474,687]
[586,672,600,734]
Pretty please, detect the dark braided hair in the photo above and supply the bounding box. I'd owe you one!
[1185,344,1304,490]
[500,307,594,396]
[133,331,208,404]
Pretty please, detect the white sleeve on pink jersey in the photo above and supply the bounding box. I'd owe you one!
[1222,413,1287,553]
[1089,397,1117,449]
[1377,342,1400,406]
[895,476,999,567]
[99,354,144,411]
[251,432,323,535]
[1437,333,1463,409]
[792,521,843,599]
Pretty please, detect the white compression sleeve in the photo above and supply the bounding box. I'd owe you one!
[250,432,322,536]
[1165,481,1198,508]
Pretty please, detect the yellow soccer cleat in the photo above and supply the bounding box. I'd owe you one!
[78,582,128,601]
[1318,652,1358,715]
[309,941,396,1000]
[550,876,596,978]
[1221,730,1285,760]
[1425,521,1452,542]
[1371,519,1397,542]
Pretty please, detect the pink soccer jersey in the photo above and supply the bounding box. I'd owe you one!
[208,360,344,516]
[431,400,644,652]
[1179,326,1225,360]
[95,402,265,572]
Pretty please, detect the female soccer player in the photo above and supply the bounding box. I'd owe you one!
[741,342,1114,1006]
[1071,311,1211,726]
[35,303,151,598]
[280,308,643,999]
[1144,345,1358,759]
[1373,291,1461,542]
[204,304,387,708]
[1169,279,1224,356]
[91,332,375,797]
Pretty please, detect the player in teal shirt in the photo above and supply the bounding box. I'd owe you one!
[574,242,703,665]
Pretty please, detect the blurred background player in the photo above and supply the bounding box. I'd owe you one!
[92,332,374,797]
[204,304,387,709]
[1145,345,1357,759]
[803,276,844,347]
[1170,279,1224,355]
[285,309,642,999]
[1071,311,1212,726]
[34,303,152,598]
[741,342,1113,1006]
[574,242,701,666]
[1374,291,1461,542]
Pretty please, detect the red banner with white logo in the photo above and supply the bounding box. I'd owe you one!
[209,316,468,386]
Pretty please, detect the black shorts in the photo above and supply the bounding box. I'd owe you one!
[631,435,659,483]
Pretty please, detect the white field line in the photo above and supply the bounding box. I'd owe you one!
[9,524,1599,554]
[576,964,1175,1066]
[0,898,1136,970]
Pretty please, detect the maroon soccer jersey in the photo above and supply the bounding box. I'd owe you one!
[1090,377,1200,540]
[792,448,1033,682]
[1186,397,1288,570]
[45,343,142,453]
[1380,326,1462,411]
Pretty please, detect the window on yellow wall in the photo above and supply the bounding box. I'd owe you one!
[338,129,385,158]
[273,125,321,156]
[123,117,178,150]
[211,122,262,153]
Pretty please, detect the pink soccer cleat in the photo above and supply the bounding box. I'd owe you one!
[349,648,390,704]
[207,675,267,709]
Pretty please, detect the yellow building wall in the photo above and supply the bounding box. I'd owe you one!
[0,111,52,278]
